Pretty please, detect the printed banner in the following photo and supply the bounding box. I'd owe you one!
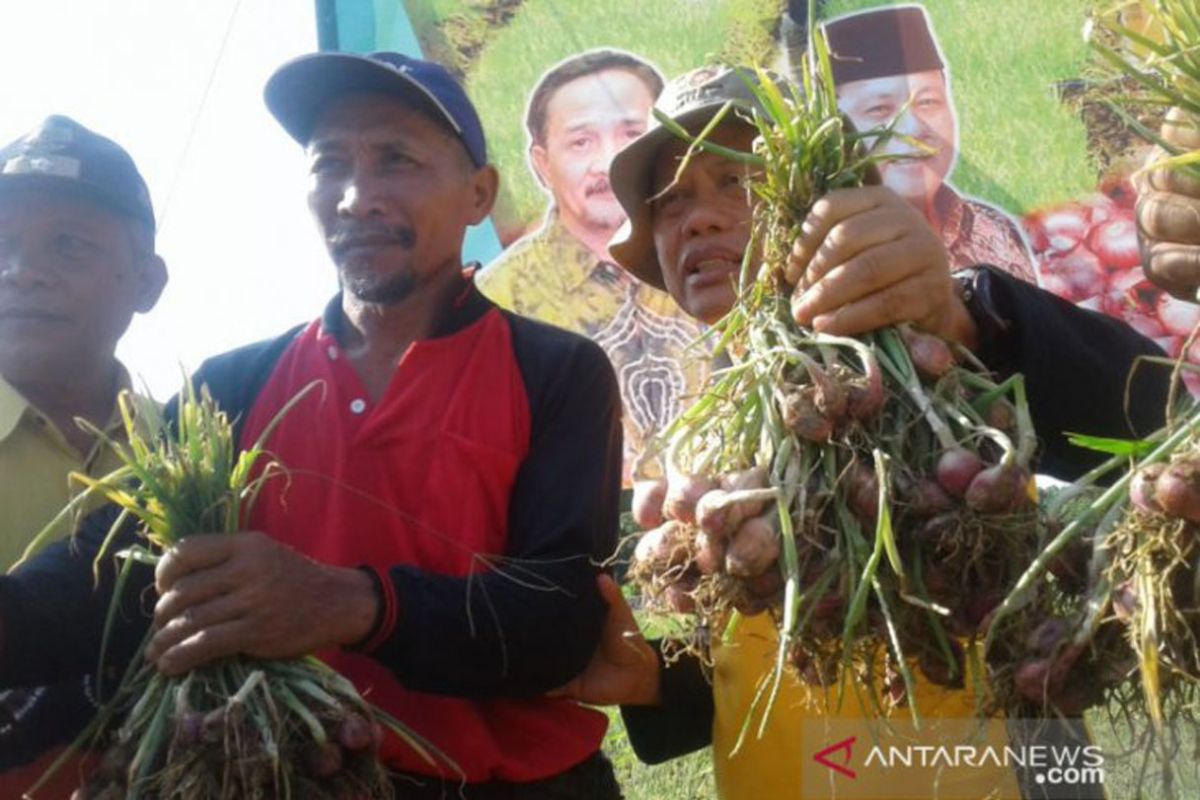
[345,0,1199,481]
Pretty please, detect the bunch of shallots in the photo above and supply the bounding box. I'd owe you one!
[627,27,1044,722]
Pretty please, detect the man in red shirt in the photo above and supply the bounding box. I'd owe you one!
[0,52,624,799]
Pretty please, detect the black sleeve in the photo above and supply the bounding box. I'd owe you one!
[966,267,1172,481]
[0,322,307,690]
[367,316,623,697]
[180,323,305,445]
[620,643,715,764]
[0,506,151,690]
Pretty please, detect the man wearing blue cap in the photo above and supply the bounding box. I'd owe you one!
[0,54,623,798]
[0,115,167,794]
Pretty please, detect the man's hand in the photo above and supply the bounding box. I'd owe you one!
[1135,107,1200,301]
[146,532,379,676]
[551,574,660,707]
[787,185,977,348]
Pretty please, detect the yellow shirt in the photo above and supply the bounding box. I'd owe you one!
[711,614,1022,799]
[477,211,710,482]
[0,371,133,569]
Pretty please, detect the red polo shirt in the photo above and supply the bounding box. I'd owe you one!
[237,287,618,783]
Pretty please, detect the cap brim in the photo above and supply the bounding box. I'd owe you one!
[264,52,460,144]
[0,172,154,233]
[609,103,745,292]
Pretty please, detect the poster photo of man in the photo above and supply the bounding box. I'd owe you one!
[787,4,1038,282]
[476,50,709,482]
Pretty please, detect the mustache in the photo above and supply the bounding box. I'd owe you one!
[329,223,417,253]
[584,178,613,198]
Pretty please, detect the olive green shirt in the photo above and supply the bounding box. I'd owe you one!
[477,211,710,481]
[0,370,133,570]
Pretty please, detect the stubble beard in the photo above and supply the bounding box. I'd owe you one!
[342,268,417,305]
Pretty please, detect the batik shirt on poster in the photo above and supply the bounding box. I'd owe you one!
[478,211,709,482]
[935,184,1036,282]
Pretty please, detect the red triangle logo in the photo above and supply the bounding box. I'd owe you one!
[813,735,857,779]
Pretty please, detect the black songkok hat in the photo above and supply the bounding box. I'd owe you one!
[825,5,945,85]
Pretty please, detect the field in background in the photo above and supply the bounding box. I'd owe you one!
[604,709,715,800]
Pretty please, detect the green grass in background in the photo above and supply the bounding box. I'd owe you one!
[822,0,1099,213]
[1085,711,1200,799]
[403,0,475,33]
[604,709,715,800]
[460,0,781,238]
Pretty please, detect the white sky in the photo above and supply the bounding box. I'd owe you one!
[0,0,335,397]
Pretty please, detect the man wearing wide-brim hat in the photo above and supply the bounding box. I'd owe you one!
[561,61,1166,800]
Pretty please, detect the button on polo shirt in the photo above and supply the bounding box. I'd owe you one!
[0,372,133,569]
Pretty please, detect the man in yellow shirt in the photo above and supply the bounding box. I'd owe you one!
[559,65,1167,799]
[476,49,707,481]
[0,115,166,791]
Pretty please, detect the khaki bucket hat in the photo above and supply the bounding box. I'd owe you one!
[608,64,783,290]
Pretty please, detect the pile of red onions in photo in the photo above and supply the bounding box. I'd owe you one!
[1024,174,1199,393]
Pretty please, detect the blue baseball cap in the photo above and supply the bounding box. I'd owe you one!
[0,115,156,236]
[264,51,488,168]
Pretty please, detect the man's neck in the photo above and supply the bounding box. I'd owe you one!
[558,213,619,264]
[4,359,121,454]
[337,265,465,400]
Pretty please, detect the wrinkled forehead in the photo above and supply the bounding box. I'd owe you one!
[547,69,657,126]
[650,121,757,192]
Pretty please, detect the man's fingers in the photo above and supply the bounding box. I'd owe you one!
[1144,109,1200,196]
[1137,191,1200,243]
[799,211,910,293]
[154,534,236,594]
[1161,107,1200,151]
[153,572,237,629]
[1144,159,1200,199]
[1136,110,1200,300]
[789,186,891,284]
[544,681,576,699]
[597,574,639,633]
[153,582,246,638]
[147,591,247,663]
[793,237,929,326]
[596,573,623,608]
[1144,241,1200,301]
[809,276,942,337]
[153,619,245,676]
[596,574,652,664]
